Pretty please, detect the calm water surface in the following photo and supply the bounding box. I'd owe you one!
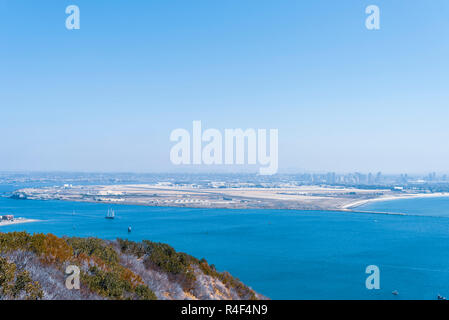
[1,188,449,300]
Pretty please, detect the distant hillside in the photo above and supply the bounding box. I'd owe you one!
[0,232,266,300]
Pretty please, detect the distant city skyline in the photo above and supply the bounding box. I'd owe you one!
[1,1,449,173]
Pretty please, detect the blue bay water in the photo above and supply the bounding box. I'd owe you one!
[359,196,449,217]
[0,191,449,300]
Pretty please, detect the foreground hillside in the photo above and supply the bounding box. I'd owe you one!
[0,232,265,300]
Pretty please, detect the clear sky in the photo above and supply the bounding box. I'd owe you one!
[1,0,448,174]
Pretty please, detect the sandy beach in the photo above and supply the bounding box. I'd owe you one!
[340,192,449,209]
[0,219,39,227]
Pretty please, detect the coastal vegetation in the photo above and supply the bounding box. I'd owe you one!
[0,256,43,300]
[117,239,257,299]
[0,232,262,300]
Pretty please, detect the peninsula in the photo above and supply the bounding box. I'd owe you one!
[11,184,449,211]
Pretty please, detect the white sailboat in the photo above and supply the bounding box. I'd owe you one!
[105,208,115,219]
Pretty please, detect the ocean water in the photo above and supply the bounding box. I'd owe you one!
[0,193,449,300]
[360,196,449,217]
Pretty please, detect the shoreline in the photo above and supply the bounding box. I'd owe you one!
[0,218,40,227]
[9,185,449,214]
[340,192,449,209]
[6,184,401,211]
[0,196,420,217]
[3,194,448,220]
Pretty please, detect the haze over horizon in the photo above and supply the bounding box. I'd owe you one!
[1,0,448,173]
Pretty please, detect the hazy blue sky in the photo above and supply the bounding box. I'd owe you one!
[1,0,448,173]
